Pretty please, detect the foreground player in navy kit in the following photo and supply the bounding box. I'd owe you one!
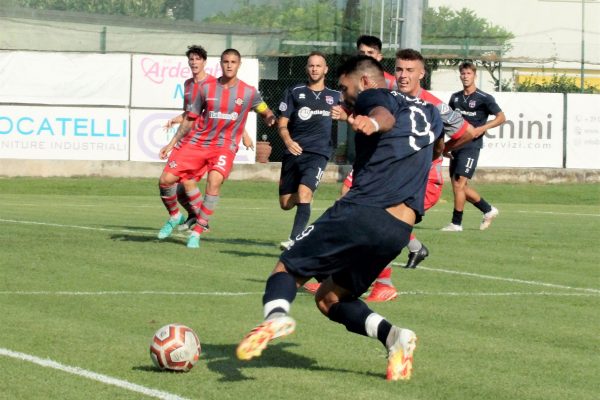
[442,61,505,232]
[236,56,443,381]
[277,51,341,250]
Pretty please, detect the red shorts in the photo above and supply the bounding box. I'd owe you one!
[164,145,236,181]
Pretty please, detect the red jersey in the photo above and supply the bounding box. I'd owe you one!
[384,71,397,90]
[182,74,216,112]
[184,78,264,151]
[418,88,469,140]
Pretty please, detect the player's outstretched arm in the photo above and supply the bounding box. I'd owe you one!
[444,123,477,154]
[347,106,394,136]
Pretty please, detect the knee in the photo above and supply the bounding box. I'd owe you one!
[315,294,334,317]
[279,196,295,210]
[158,175,173,187]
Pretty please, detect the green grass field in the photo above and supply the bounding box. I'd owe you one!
[1,177,598,400]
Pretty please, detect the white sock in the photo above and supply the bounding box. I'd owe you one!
[365,313,384,338]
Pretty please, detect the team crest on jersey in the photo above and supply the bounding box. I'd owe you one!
[168,160,178,168]
[279,102,288,112]
[469,100,476,108]
[235,97,244,106]
[325,96,334,105]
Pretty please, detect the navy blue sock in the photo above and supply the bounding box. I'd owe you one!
[473,198,492,214]
[377,320,393,346]
[262,271,297,318]
[452,209,463,225]
[290,203,311,239]
[327,299,373,337]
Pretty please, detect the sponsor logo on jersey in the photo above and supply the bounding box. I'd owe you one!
[297,106,331,121]
[208,111,239,120]
[279,102,288,112]
[299,93,306,99]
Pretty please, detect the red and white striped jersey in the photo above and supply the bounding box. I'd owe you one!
[182,74,216,111]
[184,78,264,151]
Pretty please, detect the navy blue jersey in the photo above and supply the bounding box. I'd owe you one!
[341,89,443,216]
[278,84,342,158]
[449,89,502,149]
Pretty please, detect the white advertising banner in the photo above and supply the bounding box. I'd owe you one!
[130,54,260,109]
[129,109,256,164]
[0,106,129,160]
[431,91,564,168]
[565,94,600,169]
[0,52,130,106]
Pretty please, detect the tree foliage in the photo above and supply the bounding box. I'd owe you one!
[15,0,172,17]
[423,7,513,57]
[516,74,598,94]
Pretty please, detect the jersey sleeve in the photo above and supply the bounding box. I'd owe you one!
[438,102,469,140]
[250,87,267,111]
[485,95,503,115]
[278,87,295,118]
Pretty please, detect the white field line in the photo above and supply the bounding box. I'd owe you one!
[395,264,600,294]
[0,218,159,236]
[0,290,263,296]
[516,210,600,217]
[0,348,190,400]
[1,218,598,295]
[2,201,599,217]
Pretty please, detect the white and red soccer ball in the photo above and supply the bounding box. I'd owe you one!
[150,323,201,372]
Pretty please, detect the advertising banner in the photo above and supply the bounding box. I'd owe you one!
[0,52,130,106]
[0,106,129,160]
[565,94,600,169]
[129,109,256,164]
[432,91,564,168]
[130,54,260,109]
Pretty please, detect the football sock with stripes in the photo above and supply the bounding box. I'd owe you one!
[191,193,219,235]
[184,187,203,217]
[177,183,201,218]
[159,183,181,217]
[374,265,393,285]
[407,235,422,252]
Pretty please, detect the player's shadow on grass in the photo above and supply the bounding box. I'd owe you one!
[205,237,281,247]
[102,224,156,232]
[200,342,381,382]
[109,233,187,244]
[220,249,280,259]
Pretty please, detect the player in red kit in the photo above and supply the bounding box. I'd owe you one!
[157,48,276,248]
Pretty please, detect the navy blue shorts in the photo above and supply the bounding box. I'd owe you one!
[280,201,412,297]
[279,152,328,195]
[450,146,481,179]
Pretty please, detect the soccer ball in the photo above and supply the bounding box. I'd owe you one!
[149,323,201,372]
